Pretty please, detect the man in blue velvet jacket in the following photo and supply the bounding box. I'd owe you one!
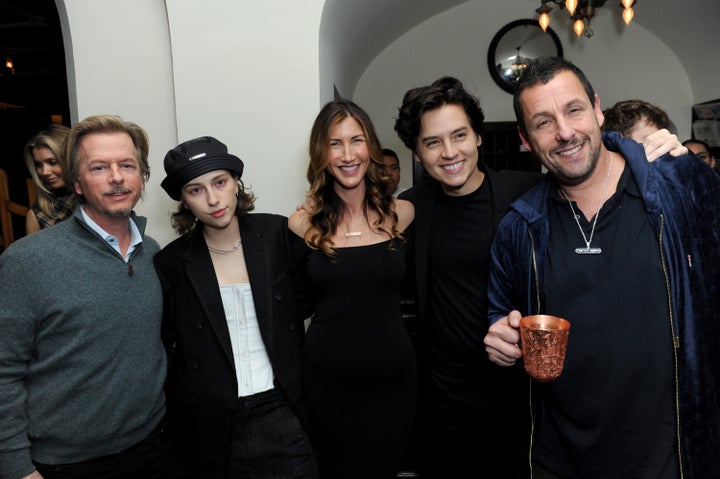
[484,57,720,478]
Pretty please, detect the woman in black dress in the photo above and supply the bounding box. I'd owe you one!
[289,100,416,478]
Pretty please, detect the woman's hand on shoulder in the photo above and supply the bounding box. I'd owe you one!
[392,198,414,231]
[288,209,310,238]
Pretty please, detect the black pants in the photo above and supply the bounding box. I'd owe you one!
[34,417,173,479]
[227,388,314,479]
[421,356,529,479]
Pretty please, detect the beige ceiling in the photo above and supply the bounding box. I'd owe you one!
[322,0,720,101]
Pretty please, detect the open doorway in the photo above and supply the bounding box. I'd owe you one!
[0,0,69,242]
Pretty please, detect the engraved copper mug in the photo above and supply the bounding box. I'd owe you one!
[520,315,571,382]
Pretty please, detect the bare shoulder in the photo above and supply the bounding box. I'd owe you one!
[392,198,415,231]
[288,209,310,238]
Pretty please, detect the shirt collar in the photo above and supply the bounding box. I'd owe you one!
[80,206,142,260]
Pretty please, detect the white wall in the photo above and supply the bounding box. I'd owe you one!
[354,1,693,193]
[54,0,703,242]
[165,0,324,235]
[57,0,324,246]
[56,0,177,245]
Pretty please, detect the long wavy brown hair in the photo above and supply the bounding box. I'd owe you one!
[305,99,400,256]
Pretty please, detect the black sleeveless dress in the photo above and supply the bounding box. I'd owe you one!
[303,239,417,478]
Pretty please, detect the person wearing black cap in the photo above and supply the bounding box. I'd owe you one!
[154,136,314,479]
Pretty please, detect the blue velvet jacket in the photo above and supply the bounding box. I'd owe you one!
[488,132,720,477]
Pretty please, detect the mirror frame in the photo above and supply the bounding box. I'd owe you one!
[487,19,564,94]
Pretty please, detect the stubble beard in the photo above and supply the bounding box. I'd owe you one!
[550,136,601,187]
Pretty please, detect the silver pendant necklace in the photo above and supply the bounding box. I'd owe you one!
[560,151,614,255]
[207,238,242,255]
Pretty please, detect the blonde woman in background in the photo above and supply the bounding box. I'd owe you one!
[23,124,74,234]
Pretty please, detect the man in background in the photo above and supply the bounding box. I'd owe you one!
[0,115,171,479]
[683,138,717,171]
[602,98,670,142]
[381,147,404,196]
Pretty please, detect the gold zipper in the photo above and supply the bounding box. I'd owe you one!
[528,228,540,478]
[524,214,683,477]
[657,213,684,478]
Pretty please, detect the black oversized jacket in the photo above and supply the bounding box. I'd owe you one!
[154,213,309,478]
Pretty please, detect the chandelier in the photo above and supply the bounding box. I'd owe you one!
[535,0,636,38]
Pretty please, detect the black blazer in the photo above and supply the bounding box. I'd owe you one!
[154,213,309,477]
[400,164,543,322]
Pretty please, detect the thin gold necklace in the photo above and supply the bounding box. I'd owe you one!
[344,216,365,238]
[560,150,614,255]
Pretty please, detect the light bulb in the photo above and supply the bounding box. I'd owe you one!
[621,0,634,8]
[565,0,578,15]
[622,7,634,25]
[539,13,550,31]
[573,19,585,37]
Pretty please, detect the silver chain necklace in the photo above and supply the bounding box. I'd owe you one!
[560,151,614,255]
[207,238,242,255]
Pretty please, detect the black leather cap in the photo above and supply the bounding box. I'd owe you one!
[161,136,244,200]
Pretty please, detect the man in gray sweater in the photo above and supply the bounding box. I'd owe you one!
[0,115,171,479]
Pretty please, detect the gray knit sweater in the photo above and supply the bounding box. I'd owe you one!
[0,208,166,479]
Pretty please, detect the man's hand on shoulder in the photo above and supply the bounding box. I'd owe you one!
[288,209,310,238]
[643,129,688,161]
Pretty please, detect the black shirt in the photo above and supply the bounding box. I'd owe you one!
[536,163,678,478]
[426,179,494,364]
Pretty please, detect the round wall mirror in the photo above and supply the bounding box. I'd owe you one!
[487,19,563,94]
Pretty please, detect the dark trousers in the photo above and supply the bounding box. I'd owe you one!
[34,417,173,479]
[228,388,314,479]
[531,463,563,479]
[421,356,528,479]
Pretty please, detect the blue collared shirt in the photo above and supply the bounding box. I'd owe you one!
[80,206,142,262]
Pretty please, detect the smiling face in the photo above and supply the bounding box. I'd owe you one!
[326,116,371,194]
[415,104,483,197]
[181,170,239,231]
[32,146,65,190]
[73,132,144,226]
[518,70,605,187]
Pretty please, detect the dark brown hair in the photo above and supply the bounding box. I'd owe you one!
[602,99,670,136]
[395,76,485,152]
[170,175,255,237]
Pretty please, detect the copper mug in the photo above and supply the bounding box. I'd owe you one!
[520,315,571,382]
